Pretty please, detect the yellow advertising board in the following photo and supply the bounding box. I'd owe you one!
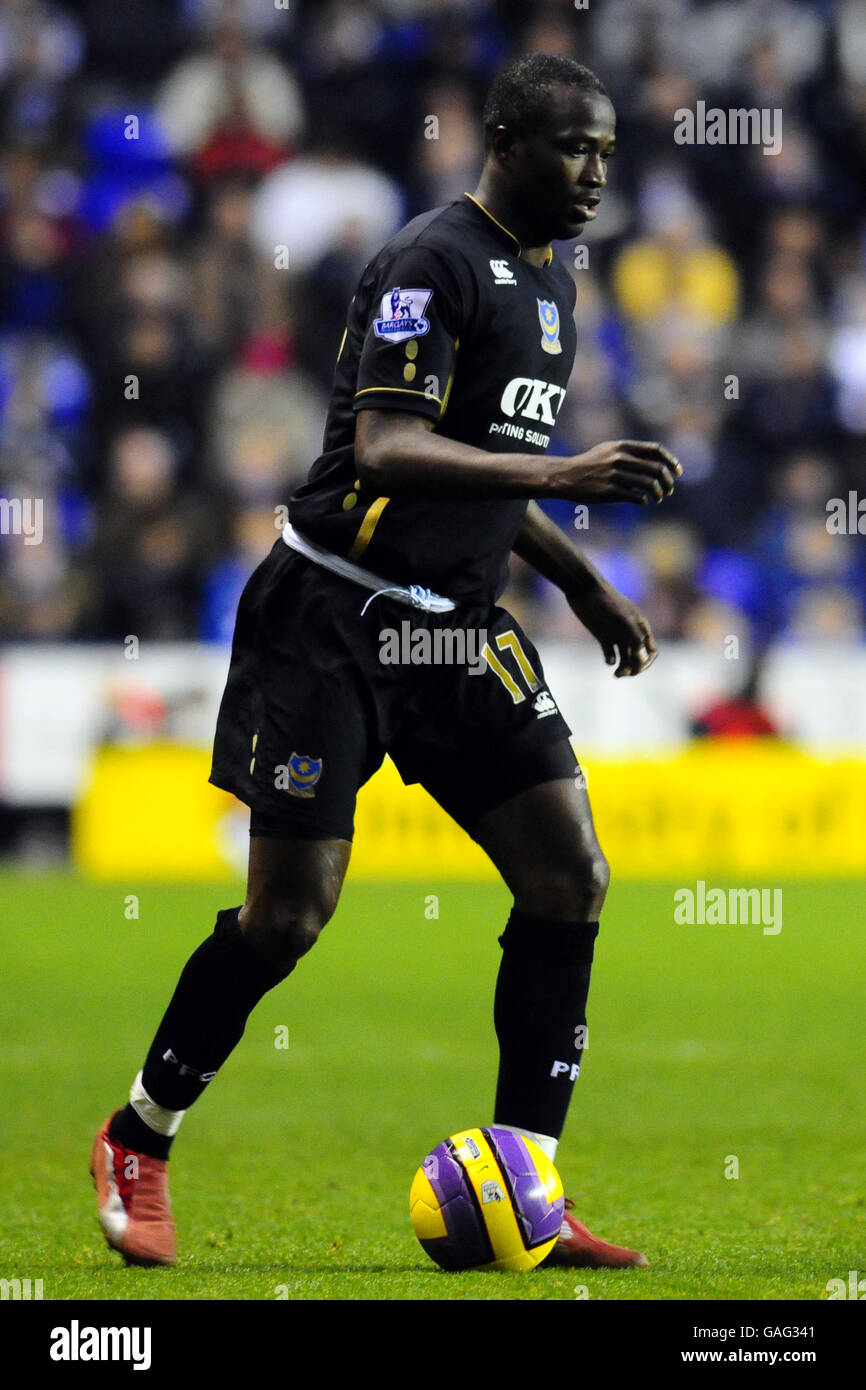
[73,741,866,880]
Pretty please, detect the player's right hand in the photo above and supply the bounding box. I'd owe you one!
[554,440,682,504]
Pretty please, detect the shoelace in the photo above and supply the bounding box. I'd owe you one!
[360,583,436,617]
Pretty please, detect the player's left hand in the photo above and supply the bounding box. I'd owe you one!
[565,581,657,677]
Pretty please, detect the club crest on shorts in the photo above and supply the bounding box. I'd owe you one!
[286,752,323,798]
[537,298,562,355]
[374,288,433,344]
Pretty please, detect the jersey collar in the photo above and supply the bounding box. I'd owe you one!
[463,192,554,267]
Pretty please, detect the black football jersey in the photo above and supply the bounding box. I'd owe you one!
[289,193,577,603]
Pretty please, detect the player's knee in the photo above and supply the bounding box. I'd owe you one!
[239,892,335,974]
[586,846,611,904]
[521,844,610,918]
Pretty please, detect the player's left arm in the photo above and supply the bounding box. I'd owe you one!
[512,501,657,678]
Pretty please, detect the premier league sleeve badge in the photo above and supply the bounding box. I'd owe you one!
[374,288,433,344]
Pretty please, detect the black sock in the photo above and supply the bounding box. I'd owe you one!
[493,909,599,1142]
[109,907,289,1160]
[109,1105,174,1161]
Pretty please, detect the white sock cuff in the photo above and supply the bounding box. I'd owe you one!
[129,1071,186,1138]
[494,1124,558,1162]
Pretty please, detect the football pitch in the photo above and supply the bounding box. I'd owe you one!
[2,872,863,1302]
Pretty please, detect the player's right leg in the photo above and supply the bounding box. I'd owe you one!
[91,542,385,1265]
[91,537,371,1266]
[91,832,351,1267]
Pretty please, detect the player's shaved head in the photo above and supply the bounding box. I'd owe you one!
[482,53,608,152]
[475,54,615,253]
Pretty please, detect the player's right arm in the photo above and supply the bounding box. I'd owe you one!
[351,240,679,504]
[355,409,681,505]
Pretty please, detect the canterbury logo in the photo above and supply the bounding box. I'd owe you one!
[533,690,558,718]
[490,258,516,283]
[500,377,567,427]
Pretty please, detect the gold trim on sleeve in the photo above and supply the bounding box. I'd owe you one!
[354,386,444,407]
[440,337,460,417]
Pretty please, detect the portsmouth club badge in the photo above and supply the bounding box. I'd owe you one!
[286,752,323,798]
[374,287,433,344]
[537,298,562,355]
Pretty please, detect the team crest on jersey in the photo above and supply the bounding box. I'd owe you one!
[537,298,562,355]
[286,752,323,798]
[374,288,433,344]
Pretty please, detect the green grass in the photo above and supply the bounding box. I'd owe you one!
[1,873,864,1301]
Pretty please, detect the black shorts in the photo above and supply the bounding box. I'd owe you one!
[209,538,579,842]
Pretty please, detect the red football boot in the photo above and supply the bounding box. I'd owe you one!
[543,1197,648,1268]
[89,1112,177,1267]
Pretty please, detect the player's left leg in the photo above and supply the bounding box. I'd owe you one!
[476,777,604,1070]
[471,774,606,1153]
[390,603,646,1266]
[470,772,647,1268]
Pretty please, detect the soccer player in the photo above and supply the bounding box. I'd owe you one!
[92,54,681,1270]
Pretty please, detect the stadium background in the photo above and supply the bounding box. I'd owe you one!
[1,0,865,1304]
[1,0,865,875]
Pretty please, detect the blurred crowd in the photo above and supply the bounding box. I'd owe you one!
[1,0,864,651]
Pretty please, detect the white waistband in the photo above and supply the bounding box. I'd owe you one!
[281,522,456,615]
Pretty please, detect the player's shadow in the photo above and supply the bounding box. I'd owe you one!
[188,1261,441,1277]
